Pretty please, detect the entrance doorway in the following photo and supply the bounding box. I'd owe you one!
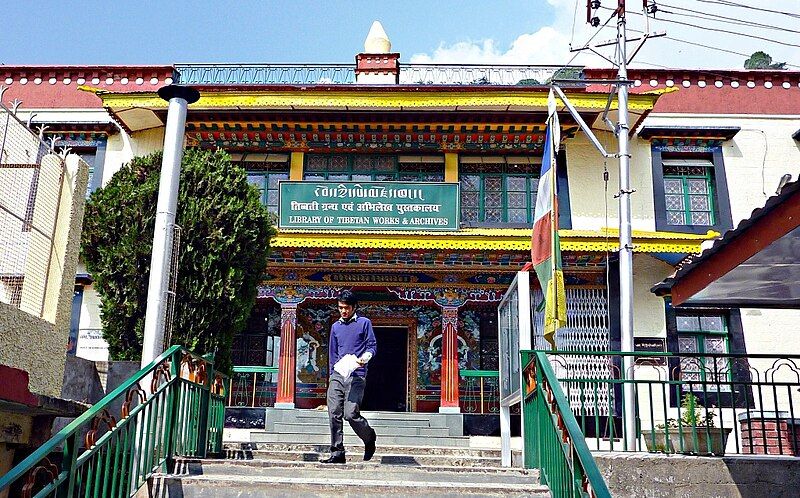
[361,326,408,412]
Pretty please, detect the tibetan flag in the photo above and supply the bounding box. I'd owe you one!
[531,89,567,349]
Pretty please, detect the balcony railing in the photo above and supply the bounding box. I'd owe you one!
[174,63,582,86]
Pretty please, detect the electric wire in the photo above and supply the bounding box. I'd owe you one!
[600,6,800,48]
[695,0,800,20]
[660,2,800,35]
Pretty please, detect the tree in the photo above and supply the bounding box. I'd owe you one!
[81,149,274,371]
[744,51,787,70]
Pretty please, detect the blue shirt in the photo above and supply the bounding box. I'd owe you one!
[329,314,377,378]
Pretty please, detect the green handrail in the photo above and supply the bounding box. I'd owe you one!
[0,345,227,498]
[459,369,500,378]
[522,350,611,498]
[232,365,278,374]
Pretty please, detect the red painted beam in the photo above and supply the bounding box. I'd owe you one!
[0,364,39,407]
[672,188,800,306]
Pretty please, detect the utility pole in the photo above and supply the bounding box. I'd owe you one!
[614,0,639,452]
[140,85,200,368]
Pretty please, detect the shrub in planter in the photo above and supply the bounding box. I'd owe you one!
[642,393,732,455]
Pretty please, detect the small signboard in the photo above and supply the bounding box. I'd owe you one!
[279,181,460,231]
[634,337,667,365]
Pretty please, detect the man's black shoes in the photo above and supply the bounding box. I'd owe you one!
[320,454,346,464]
[364,429,377,461]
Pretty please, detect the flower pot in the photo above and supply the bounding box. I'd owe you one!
[642,427,732,455]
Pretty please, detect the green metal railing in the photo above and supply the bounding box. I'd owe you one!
[460,369,500,414]
[228,365,278,407]
[539,351,800,456]
[522,351,611,498]
[0,346,228,498]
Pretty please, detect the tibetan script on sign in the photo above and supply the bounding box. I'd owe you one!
[279,181,460,231]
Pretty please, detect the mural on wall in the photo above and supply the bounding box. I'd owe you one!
[296,305,335,384]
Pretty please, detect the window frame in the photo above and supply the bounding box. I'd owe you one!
[302,154,444,182]
[651,145,733,235]
[244,160,290,214]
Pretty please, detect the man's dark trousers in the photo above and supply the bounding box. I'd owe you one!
[327,371,373,457]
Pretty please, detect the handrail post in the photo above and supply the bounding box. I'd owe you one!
[196,354,215,457]
[162,348,182,470]
[55,431,80,498]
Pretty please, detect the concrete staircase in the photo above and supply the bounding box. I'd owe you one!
[148,409,548,497]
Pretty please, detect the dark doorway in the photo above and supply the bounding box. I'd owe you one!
[361,326,408,412]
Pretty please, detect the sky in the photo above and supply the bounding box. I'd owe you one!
[2,1,798,70]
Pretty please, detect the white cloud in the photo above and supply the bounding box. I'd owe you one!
[410,0,800,70]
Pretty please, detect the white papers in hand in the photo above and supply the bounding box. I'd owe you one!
[333,354,360,379]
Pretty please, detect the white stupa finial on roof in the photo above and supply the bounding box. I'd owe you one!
[364,20,391,53]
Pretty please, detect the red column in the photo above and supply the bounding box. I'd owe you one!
[439,306,460,413]
[275,304,297,408]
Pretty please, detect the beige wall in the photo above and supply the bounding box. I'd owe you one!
[0,155,89,397]
[564,129,657,232]
[103,126,166,185]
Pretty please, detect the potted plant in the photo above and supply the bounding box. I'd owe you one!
[642,393,732,455]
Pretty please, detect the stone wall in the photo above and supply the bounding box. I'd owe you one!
[595,452,800,498]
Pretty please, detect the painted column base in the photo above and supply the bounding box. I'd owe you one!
[438,406,461,414]
[274,402,296,409]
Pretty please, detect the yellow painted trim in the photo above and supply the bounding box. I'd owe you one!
[290,151,304,181]
[444,153,458,183]
[271,228,718,253]
[97,89,661,112]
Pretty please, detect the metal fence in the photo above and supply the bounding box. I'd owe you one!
[0,100,65,320]
[227,366,278,408]
[531,351,800,456]
[174,63,581,86]
[461,370,500,414]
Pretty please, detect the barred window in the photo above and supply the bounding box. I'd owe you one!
[236,153,290,214]
[662,158,716,227]
[459,157,539,224]
[676,313,731,391]
[303,154,443,182]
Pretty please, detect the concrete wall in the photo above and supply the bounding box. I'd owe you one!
[103,126,165,185]
[0,154,88,398]
[595,452,800,498]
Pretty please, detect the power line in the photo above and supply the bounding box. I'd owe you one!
[695,0,800,20]
[659,3,800,35]
[602,6,800,48]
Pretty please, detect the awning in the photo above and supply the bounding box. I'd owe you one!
[652,178,800,308]
[272,227,718,252]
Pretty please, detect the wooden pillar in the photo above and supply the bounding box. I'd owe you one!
[439,305,461,413]
[289,151,304,181]
[444,152,459,183]
[275,304,297,408]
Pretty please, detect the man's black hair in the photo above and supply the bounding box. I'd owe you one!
[337,289,358,306]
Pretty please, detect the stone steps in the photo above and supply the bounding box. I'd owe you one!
[225,441,503,458]
[273,421,453,436]
[223,448,503,467]
[150,458,547,497]
[251,430,473,447]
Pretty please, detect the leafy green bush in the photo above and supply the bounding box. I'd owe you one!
[82,149,274,371]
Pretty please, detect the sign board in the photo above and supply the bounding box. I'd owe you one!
[279,181,460,231]
[634,337,667,365]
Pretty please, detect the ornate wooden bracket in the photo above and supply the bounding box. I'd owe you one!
[84,409,117,448]
[151,362,172,394]
[121,386,147,419]
[21,457,59,498]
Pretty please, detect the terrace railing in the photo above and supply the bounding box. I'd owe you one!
[227,365,278,408]
[0,346,228,498]
[460,369,500,414]
[522,351,611,498]
[174,63,581,86]
[537,350,800,456]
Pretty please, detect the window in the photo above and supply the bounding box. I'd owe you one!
[303,154,444,182]
[676,313,730,391]
[651,147,732,234]
[459,158,539,224]
[662,158,715,226]
[237,154,290,214]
